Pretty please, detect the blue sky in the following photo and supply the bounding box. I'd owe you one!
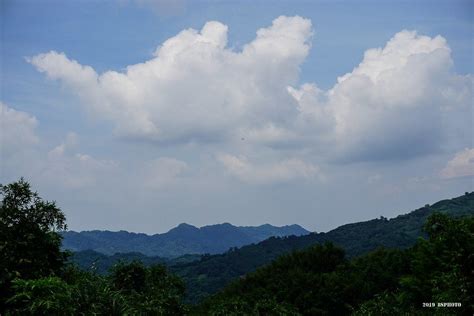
[1,0,473,233]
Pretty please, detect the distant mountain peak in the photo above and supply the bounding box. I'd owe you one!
[168,223,199,234]
[62,222,310,257]
[201,222,236,229]
[220,222,234,227]
[176,223,196,229]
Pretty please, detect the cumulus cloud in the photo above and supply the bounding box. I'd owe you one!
[0,102,39,156]
[440,148,474,179]
[29,16,312,142]
[289,30,472,161]
[30,18,472,162]
[217,153,320,184]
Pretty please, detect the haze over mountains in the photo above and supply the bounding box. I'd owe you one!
[62,223,309,257]
[69,192,474,302]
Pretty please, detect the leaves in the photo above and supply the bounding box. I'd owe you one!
[0,178,68,312]
[198,215,474,315]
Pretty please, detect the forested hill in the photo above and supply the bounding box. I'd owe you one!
[62,223,309,257]
[5,173,473,315]
[196,214,474,315]
[171,192,474,302]
[69,250,202,275]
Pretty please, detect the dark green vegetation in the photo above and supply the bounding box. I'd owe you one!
[1,178,473,315]
[168,191,474,302]
[6,261,187,315]
[0,178,67,312]
[198,213,474,315]
[62,222,308,257]
[70,250,201,275]
[0,179,187,315]
[69,191,474,303]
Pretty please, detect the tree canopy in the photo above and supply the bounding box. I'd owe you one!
[1,179,472,315]
[1,179,188,315]
[0,178,67,311]
[196,213,474,315]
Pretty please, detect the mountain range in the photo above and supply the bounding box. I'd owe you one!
[70,192,474,302]
[62,223,309,257]
[169,192,474,302]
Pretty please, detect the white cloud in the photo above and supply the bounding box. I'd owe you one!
[236,123,298,146]
[440,148,474,179]
[217,153,320,184]
[289,30,472,161]
[143,157,188,188]
[42,133,118,188]
[0,106,116,188]
[0,102,39,156]
[29,16,312,143]
[30,19,471,163]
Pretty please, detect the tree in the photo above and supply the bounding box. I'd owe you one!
[398,213,474,314]
[109,261,188,314]
[199,215,474,315]
[5,277,75,316]
[0,178,68,311]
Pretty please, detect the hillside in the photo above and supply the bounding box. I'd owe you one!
[195,214,474,315]
[170,192,474,302]
[62,223,309,257]
[67,192,474,303]
[69,250,202,275]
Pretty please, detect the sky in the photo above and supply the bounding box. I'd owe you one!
[1,0,473,234]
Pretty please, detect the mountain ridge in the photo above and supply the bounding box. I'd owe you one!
[169,191,474,302]
[69,192,474,303]
[67,222,308,236]
[62,223,309,257]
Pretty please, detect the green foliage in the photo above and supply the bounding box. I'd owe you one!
[66,193,474,304]
[5,262,188,315]
[61,265,135,315]
[2,178,473,315]
[1,179,189,315]
[0,178,68,311]
[110,260,147,293]
[352,291,417,316]
[350,248,410,301]
[69,249,201,275]
[395,213,474,313]
[174,192,474,302]
[353,213,474,316]
[199,243,356,315]
[206,297,301,316]
[6,277,75,315]
[108,261,188,314]
[197,214,474,315]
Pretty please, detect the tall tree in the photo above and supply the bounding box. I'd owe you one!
[0,178,67,311]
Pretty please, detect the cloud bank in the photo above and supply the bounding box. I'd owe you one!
[440,148,474,179]
[29,16,311,143]
[29,16,472,163]
[288,30,472,161]
[43,133,119,188]
[0,102,39,156]
[218,153,320,183]
[143,157,189,188]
